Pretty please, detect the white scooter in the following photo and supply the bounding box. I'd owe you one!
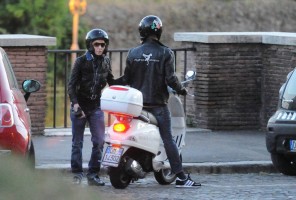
[100,71,196,189]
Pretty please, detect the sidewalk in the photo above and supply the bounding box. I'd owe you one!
[33,128,276,174]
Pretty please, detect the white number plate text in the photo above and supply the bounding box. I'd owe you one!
[102,146,124,167]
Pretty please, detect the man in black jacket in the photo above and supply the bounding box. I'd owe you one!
[68,28,119,186]
[121,15,201,188]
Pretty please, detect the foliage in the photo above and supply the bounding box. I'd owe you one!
[0,0,88,48]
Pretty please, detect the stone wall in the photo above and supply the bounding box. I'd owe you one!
[175,32,296,130]
[0,35,56,135]
[194,43,262,130]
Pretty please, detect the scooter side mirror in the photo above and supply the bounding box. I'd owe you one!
[181,70,196,88]
[185,70,196,80]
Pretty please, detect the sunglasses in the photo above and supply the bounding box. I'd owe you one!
[93,42,106,48]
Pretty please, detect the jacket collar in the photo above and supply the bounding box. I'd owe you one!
[142,37,167,47]
[86,51,94,61]
[86,51,105,61]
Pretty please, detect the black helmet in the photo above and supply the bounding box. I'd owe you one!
[138,15,163,40]
[85,28,109,53]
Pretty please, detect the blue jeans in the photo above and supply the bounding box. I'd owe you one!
[145,105,183,174]
[70,107,105,177]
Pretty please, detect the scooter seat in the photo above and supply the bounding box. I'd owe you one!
[136,110,158,126]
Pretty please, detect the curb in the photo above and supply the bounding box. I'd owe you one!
[35,161,277,174]
[182,161,277,174]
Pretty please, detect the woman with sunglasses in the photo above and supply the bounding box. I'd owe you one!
[68,28,120,186]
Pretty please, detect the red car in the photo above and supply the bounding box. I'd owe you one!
[0,47,40,167]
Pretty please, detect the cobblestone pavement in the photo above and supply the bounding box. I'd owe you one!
[66,173,296,200]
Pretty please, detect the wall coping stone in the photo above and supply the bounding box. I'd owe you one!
[174,32,296,46]
[0,34,56,46]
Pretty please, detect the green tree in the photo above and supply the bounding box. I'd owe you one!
[0,0,77,48]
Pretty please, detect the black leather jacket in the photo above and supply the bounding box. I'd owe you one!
[68,51,118,115]
[122,38,183,106]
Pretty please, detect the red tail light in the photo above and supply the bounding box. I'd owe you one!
[113,122,130,133]
[0,104,14,127]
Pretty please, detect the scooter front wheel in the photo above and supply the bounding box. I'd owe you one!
[154,154,182,185]
[154,168,176,185]
[109,166,131,189]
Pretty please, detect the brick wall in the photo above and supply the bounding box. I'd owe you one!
[187,43,263,130]
[181,42,296,130]
[3,47,47,135]
[175,33,296,130]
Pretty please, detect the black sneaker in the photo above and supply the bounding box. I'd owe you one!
[175,174,201,188]
[87,175,105,186]
[72,173,83,185]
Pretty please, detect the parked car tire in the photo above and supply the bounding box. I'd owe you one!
[28,141,36,169]
[271,153,296,176]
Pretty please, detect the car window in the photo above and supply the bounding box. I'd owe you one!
[2,53,19,89]
[282,69,296,110]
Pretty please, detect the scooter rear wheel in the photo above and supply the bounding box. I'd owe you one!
[109,166,131,189]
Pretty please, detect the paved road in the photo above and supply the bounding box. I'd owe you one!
[4,128,292,200]
[33,128,275,173]
[1,160,294,200]
[65,173,296,200]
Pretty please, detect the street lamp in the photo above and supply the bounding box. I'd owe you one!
[69,0,87,65]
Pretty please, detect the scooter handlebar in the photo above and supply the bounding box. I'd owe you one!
[167,86,195,97]
[168,70,197,96]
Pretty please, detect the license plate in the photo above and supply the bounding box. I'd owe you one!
[290,140,296,152]
[102,146,124,167]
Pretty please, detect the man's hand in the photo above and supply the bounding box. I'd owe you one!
[73,103,85,118]
[73,103,80,112]
[178,88,188,96]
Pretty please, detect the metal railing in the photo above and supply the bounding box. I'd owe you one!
[47,47,195,128]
